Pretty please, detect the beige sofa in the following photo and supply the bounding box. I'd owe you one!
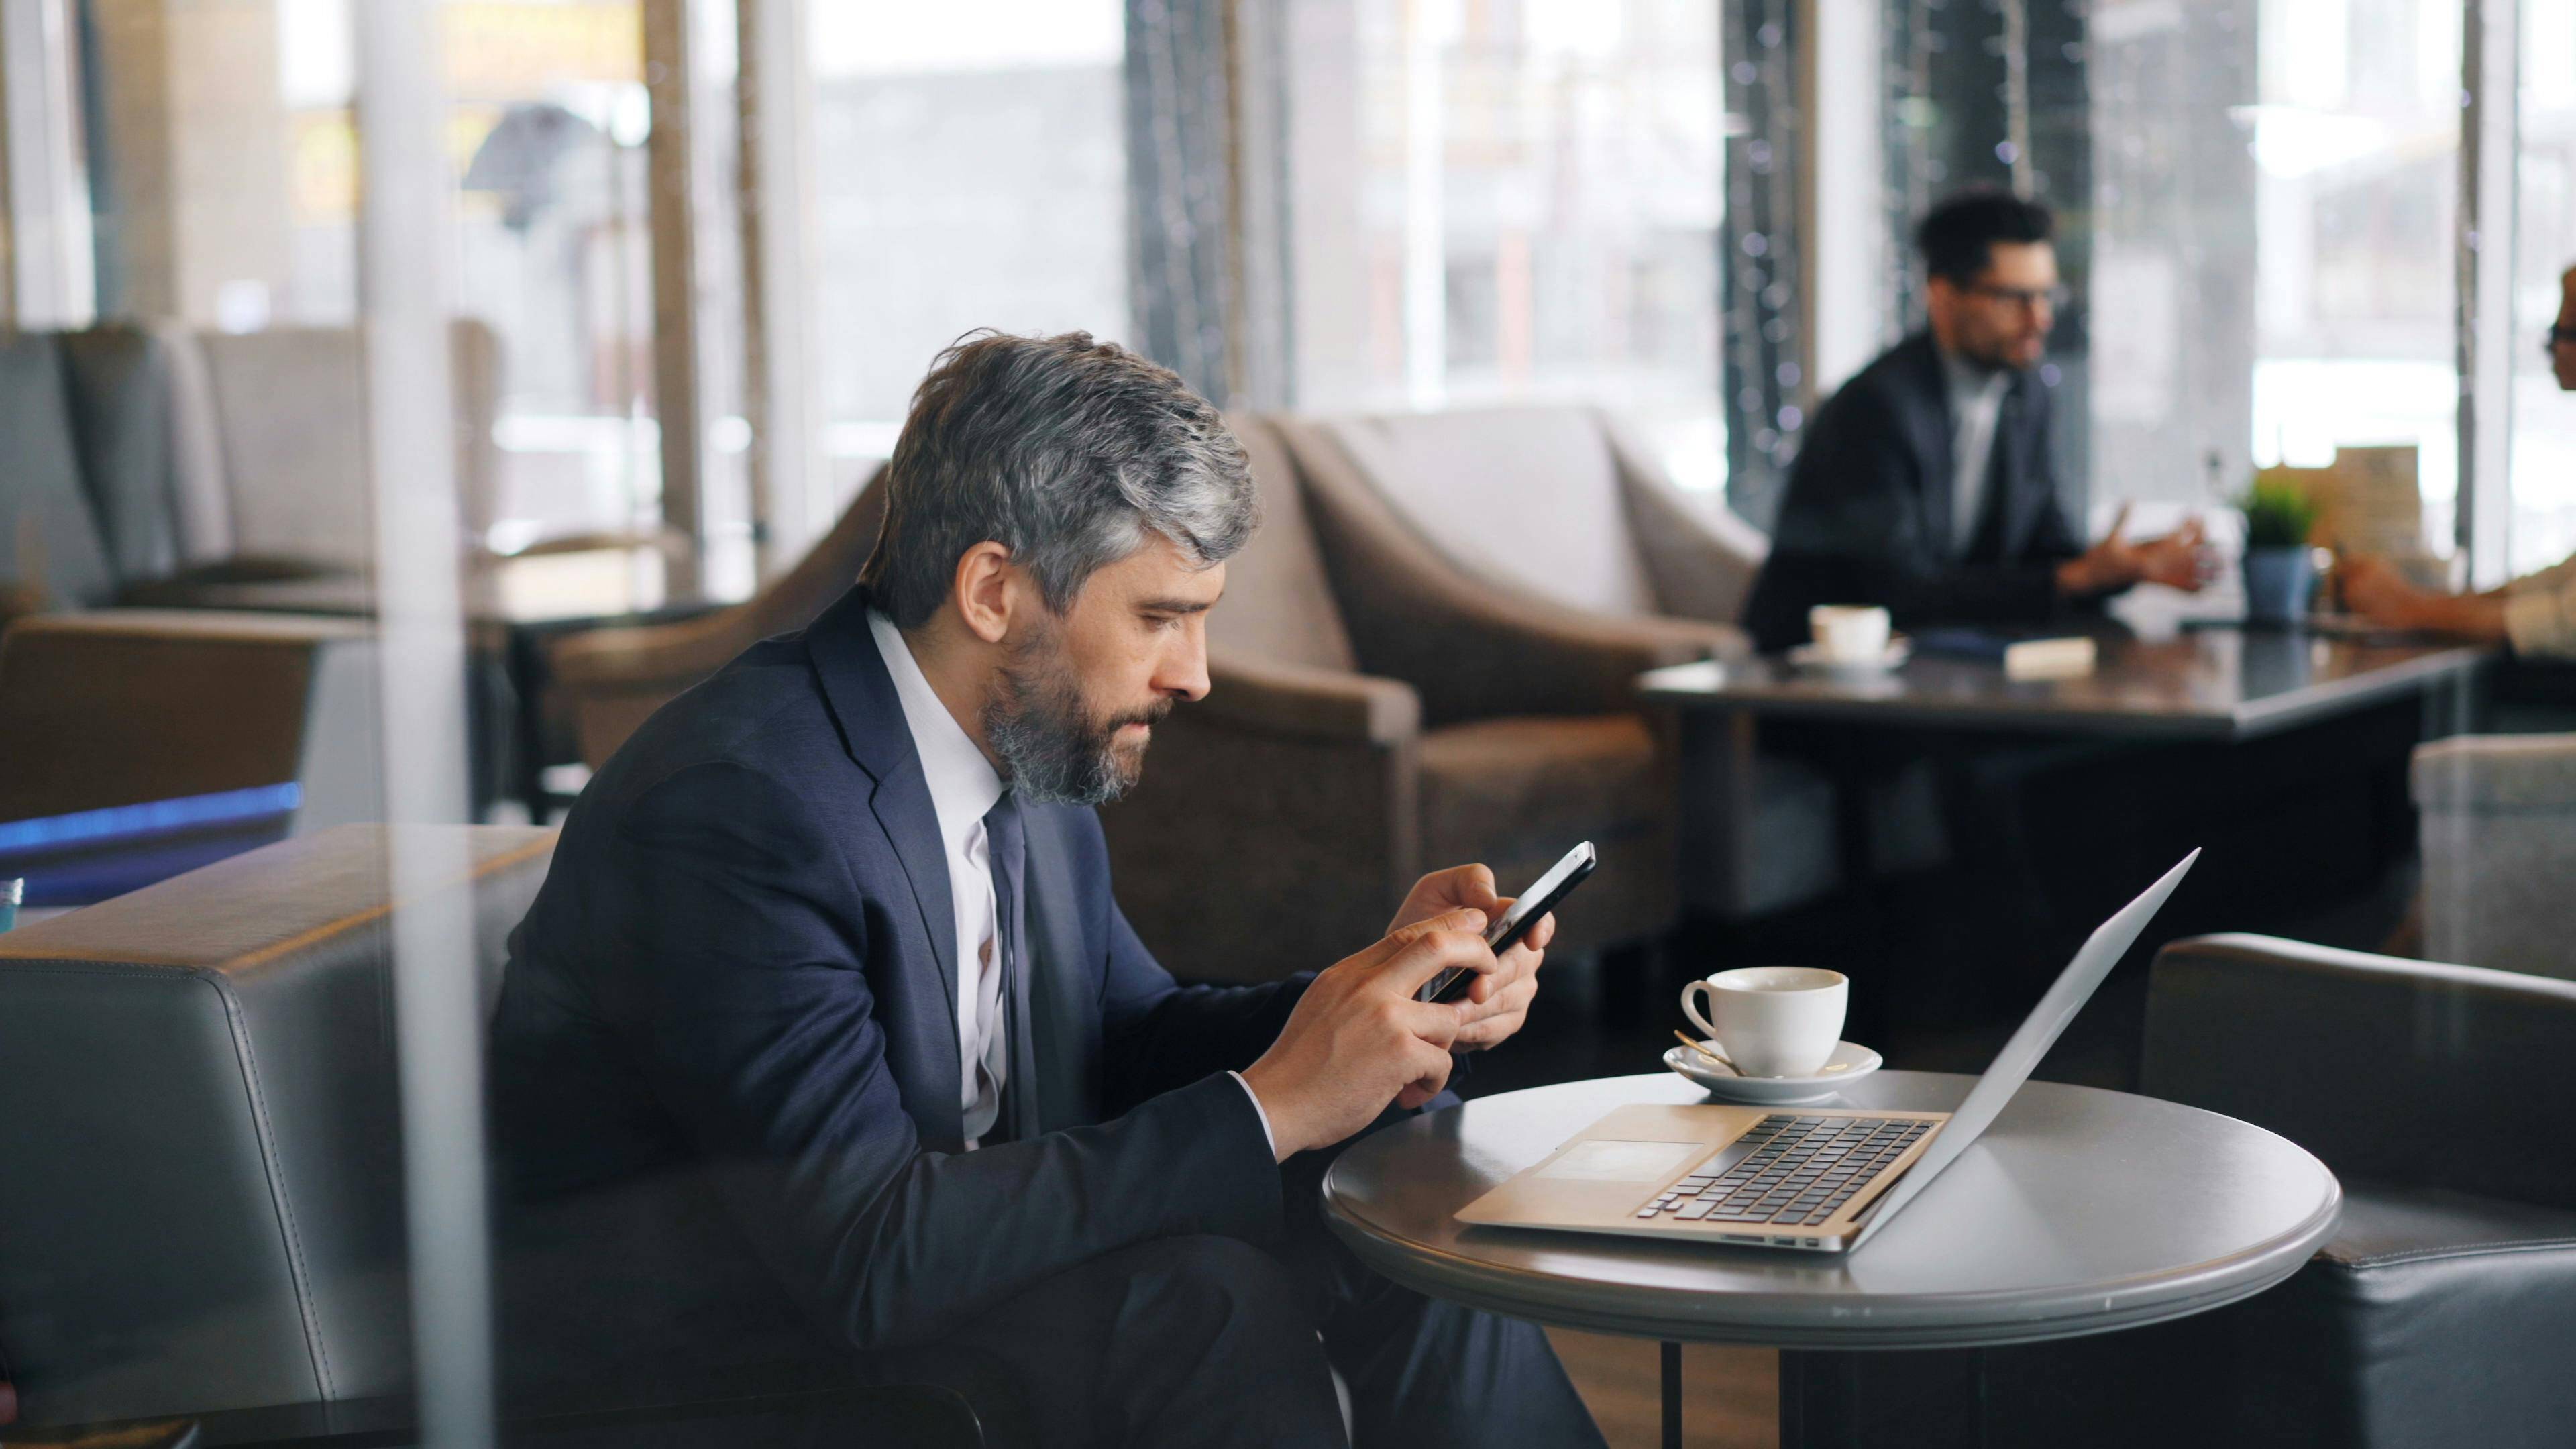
[1283,405,1938,918]
[544,468,889,768]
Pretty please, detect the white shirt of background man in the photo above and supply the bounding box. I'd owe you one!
[1941,345,2014,558]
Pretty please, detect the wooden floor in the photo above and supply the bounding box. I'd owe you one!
[1546,1330,1776,1448]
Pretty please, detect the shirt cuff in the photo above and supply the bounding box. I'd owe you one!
[2503,586,2572,659]
[1227,1069,1277,1157]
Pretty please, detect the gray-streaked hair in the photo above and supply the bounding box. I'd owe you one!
[859,330,1259,629]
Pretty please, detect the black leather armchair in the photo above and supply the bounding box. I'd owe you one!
[0,828,1026,1448]
[1780,934,2576,1448]
[2130,933,2576,1445]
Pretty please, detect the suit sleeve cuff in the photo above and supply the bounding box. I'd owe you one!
[2504,586,2573,659]
[1228,1069,1277,1157]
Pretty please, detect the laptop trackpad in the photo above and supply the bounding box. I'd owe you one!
[1536,1140,1702,1183]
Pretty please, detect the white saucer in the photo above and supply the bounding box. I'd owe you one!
[1662,1040,1884,1104]
[1786,637,1911,675]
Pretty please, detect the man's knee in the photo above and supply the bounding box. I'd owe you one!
[1114,1234,1313,1344]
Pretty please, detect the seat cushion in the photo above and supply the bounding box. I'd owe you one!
[1211,415,1356,672]
[1320,408,1660,618]
[2257,1183,2576,1446]
[1779,1183,2576,1448]
[1417,714,1672,954]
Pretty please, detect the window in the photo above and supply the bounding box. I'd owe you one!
[2245,0,2461,554]
[2512,0,2576,576]
[803,1,1128,513]
[1287,0,1726,490]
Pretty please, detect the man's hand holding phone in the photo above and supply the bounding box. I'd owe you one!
[1394,863,1552,1050]
[1238,906,1497,1161]
[1238,859,1569,1162]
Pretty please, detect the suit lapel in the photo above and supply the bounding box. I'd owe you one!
[1904,334,1958,559]
[804,588,964,1122]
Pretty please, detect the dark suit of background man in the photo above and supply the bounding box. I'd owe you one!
[1744,188,2207,652]
[488,331,1607,1448]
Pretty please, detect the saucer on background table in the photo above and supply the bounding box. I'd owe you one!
[1785,637,1911,676]
[1662,1040,1884,1104]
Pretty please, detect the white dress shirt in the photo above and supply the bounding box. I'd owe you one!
[1940,345,2014,559]
[867,611,1275,1155]
[869,610,1010,1145]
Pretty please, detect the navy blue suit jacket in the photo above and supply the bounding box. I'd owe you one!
[489,586,1308,1381]
[1743,331,2086,651]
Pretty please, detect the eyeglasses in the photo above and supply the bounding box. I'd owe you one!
[1966,283,2070,311]
[2546,324,2576,354]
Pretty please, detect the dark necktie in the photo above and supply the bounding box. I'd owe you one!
[979,792,1034,1142]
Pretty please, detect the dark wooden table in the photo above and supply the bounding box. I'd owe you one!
[1646,626,2491,908]
[1638,627,2491,741]
[160,548,743,815]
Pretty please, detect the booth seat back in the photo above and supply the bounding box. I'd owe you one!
[1305,405,1768,627]
[1315,407,1662,617]
[0,825,555,1428]
[0,333,120,611]
[1204,415,1360,674]
[0,320,500,614]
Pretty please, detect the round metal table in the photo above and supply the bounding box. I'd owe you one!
[1322,1072,2340,1446]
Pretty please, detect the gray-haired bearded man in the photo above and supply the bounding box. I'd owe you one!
[489,331,1607,1447]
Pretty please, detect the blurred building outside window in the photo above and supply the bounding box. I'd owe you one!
[2241,0,2462,562]
[276,0,686,564]
[800,0,1128,520]
[1288,0,1728,494]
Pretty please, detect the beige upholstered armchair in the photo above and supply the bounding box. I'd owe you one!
[1282,405,1936,918]
[1097,416,1725,986]
[546,469,889,767]
[0,321,501,625]
[2412,733,2576,981]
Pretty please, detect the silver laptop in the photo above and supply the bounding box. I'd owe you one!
[1456,851,2198,1254]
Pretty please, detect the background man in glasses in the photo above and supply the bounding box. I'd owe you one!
[2337,264,2576,661]
[1744,187,2207,651]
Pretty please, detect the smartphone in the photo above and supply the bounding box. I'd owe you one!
[1419,841,1597,1006]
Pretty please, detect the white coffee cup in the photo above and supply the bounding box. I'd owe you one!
[1680,967,1849,1078]
[1808,605,1892,663]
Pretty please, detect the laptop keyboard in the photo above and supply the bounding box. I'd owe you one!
[1633,1115,1933,1228]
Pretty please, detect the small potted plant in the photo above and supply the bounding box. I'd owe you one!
[2239,476,2320,624]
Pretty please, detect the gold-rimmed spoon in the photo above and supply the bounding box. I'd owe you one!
[1673,1030,1739,1075]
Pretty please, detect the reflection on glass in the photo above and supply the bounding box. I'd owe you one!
[1288,0,1725,490]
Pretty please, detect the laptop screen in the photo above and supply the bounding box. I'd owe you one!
[1850,849,2199,1248]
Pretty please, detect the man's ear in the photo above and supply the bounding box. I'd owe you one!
[951,541,1018,645]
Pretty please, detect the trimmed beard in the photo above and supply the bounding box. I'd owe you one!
[981,618,1169,806]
